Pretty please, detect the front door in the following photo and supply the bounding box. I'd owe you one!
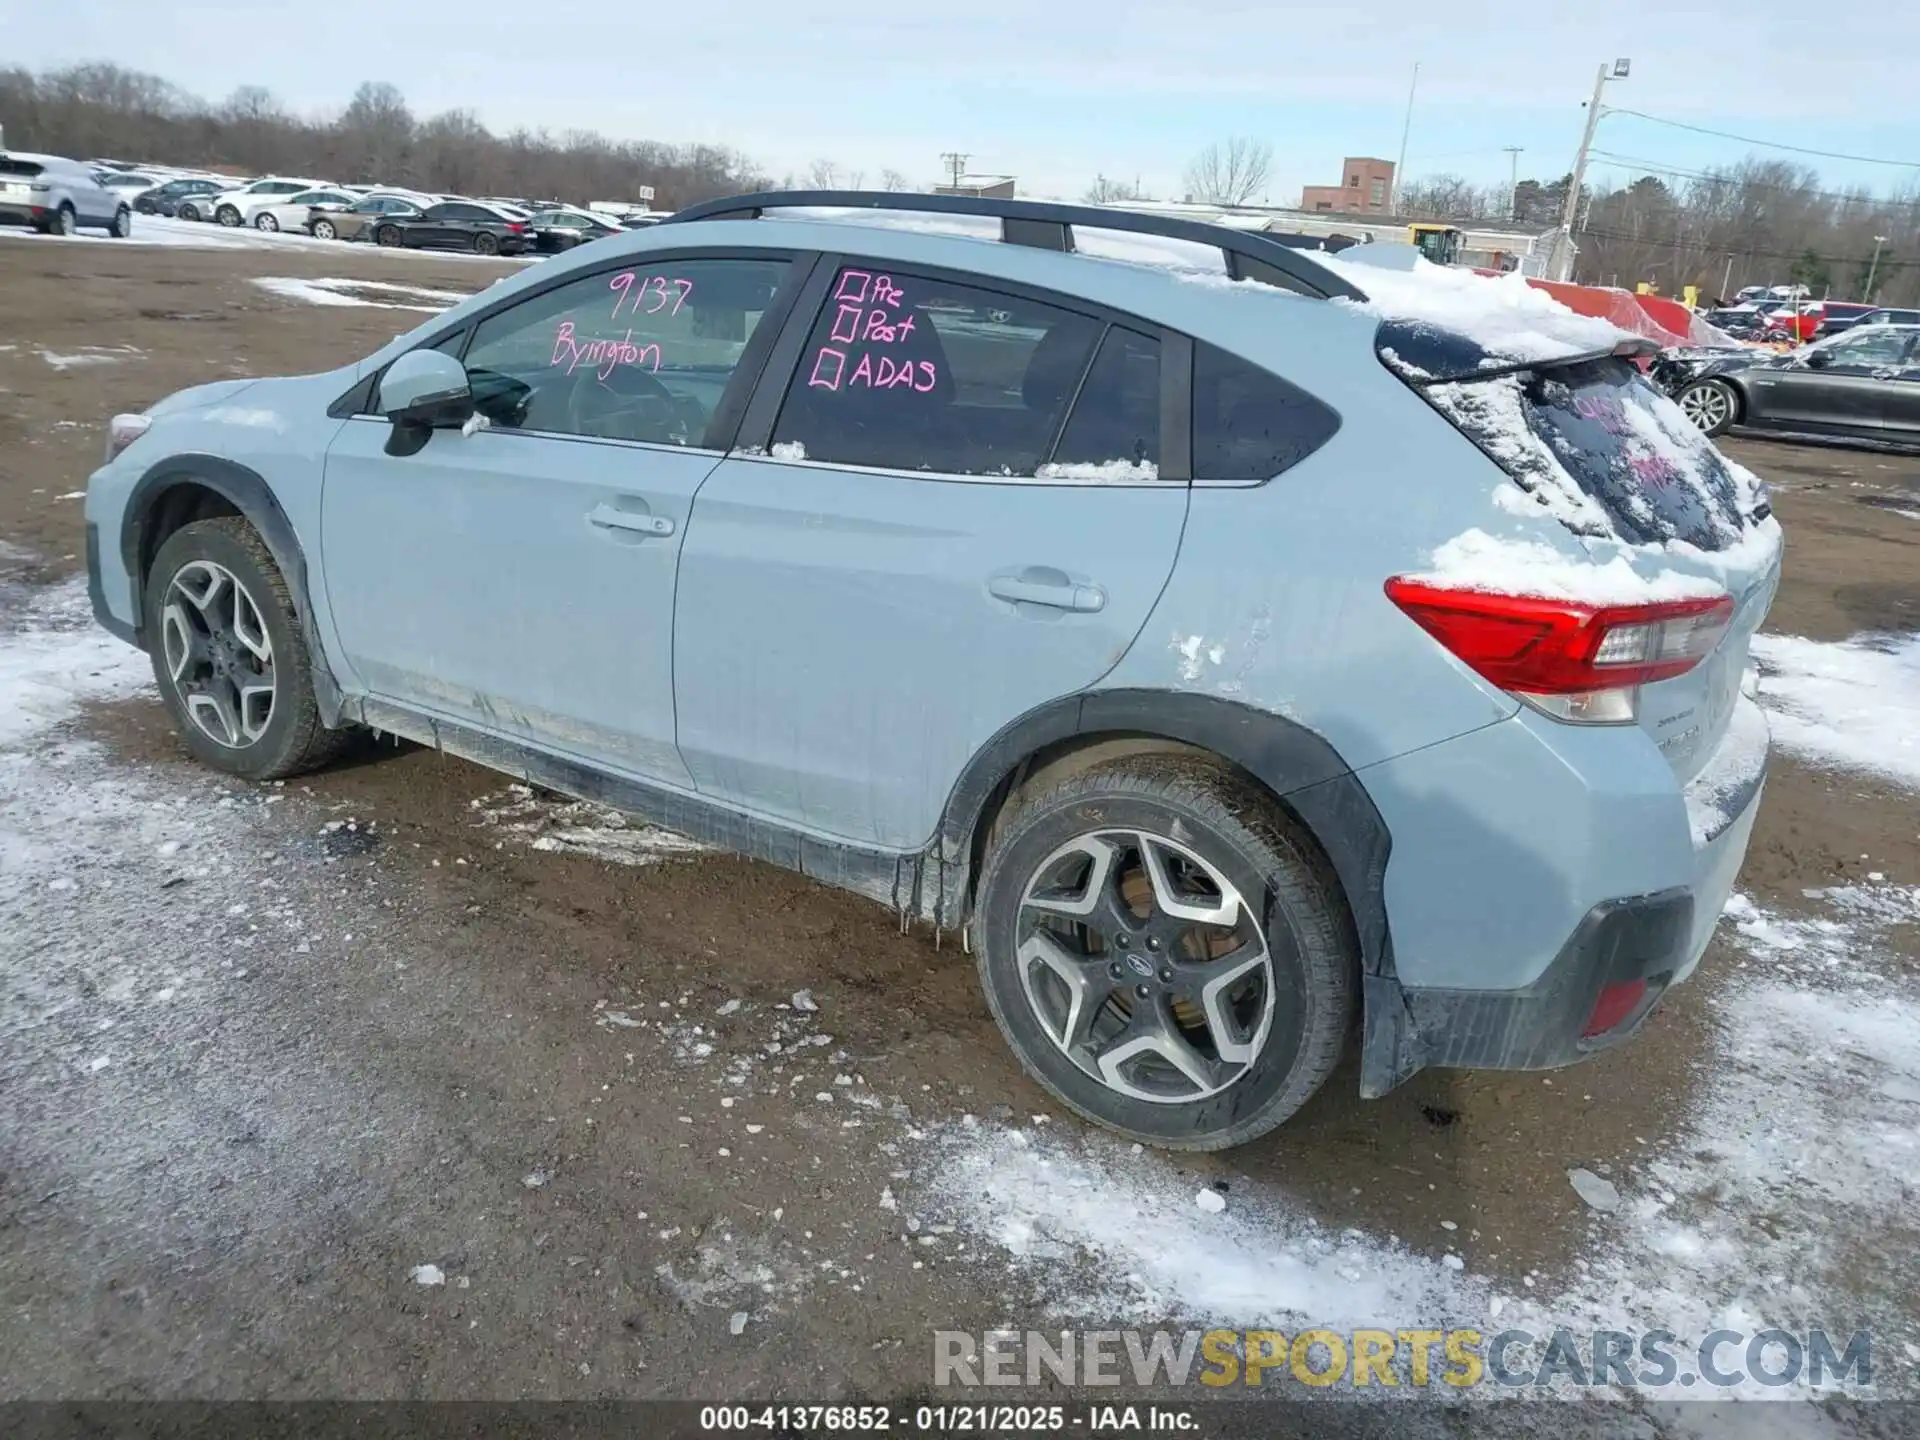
[319,253,796,785]
[1747,327,1915,432]
[674,262,1185,850]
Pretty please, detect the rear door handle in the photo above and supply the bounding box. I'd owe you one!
[989,571,1106,613]
[588,502,674,536]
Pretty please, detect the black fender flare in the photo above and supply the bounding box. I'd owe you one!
[121,453,347,725]
[930,689,1417,1095]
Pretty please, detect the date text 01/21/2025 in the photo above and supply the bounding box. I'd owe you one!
[696,1403,1198,1432]
[808,269,941,395]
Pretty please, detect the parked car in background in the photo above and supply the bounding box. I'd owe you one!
[310,192,428,242]
[1840,307,1920,333]
[95,170,160,195]
[1655,323,1920,442]
[1809,301,1880,338]
[372,200,532,254]
[245,187,359,233]
[0,150,133,236]
[525,207,624,251]
[206,177,328,227]
[85,192,1782,1151]
[135,176,227,216]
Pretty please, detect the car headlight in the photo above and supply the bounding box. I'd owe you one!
[105,413,151,464]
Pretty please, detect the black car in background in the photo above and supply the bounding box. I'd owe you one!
[370,201,532,255]
[525,208,624,252]
[1816,306,1920,339]
[1652,324,1920,444]
[135,177,225,216]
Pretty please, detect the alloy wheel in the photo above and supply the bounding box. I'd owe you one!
[1016,829,1277,1103]
[56,206,76,235]
[1680,382,1732,432]
[159,560,277,748]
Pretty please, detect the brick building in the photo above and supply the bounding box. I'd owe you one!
[1299,157,1396,215]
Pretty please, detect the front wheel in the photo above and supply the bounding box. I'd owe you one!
[310,218,336,241]
[110,206,131,239]
[374,225,401,247]
[254,211,279,232]
[974,756,1356,1151]
[144,517,357,781]
[1678,378,1739,437]
[216,205,241,227]
[177,202,202,222]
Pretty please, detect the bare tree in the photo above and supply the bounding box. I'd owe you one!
[1182,138,1272,206]
[878,168,911,192]
[1082,173,1152,204]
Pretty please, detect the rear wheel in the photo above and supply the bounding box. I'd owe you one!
[254,211,279,232]
[216,205,241,227]
[375,224,401,247]
[310,218,337,241]
[974,756,1356,1151]
[473,230,499,256]
[110,205,131,239]
[52,203,77,236]
[144,517,357,781]
[1678,378,1738,437]
[177,201,202,222]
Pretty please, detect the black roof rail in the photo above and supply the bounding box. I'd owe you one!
[659,190,1368,302]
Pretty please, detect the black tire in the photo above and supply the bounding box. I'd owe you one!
[310,218,336,241]
[110,205,131,239]
[1678,378,1739,437]
[974,755,1357,1151]
[144,517,357,781]
[54,203,77,236]
[473,230,499,256]
[178,202,202,223]
[216,205,241,227]
[375,225,400,247]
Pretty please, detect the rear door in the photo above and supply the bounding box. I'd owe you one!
[1880,333,1920,438]
[673,260,1187,850]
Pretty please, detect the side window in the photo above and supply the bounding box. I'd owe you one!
[1191,341,1341,482]
[1827,330,1912,368]
[771,266,1102,476]
[1047,326,1162,477]
[456,257,790,446]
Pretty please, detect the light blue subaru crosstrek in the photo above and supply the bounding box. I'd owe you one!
[84,192,1781,1150]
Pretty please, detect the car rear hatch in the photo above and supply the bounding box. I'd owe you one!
[1380,320,1782,788]
[0,157,47,197]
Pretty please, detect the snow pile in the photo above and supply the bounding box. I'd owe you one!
[40,346,140,371]
[1410,527,1726,606]
[469,783,707,866]
[0,579,150,747]
[1322,255,1626,364]
[250,277,467,313]
[1750,631,1920,790]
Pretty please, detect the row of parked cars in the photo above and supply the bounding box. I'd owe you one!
[1702,296,1920,346]
[129,171,661,255]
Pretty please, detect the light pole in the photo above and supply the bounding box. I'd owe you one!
[1504,146,1524,221]
[1390,62,1420,215]
[1553,58,1630,282]
[1864,235,1889,300]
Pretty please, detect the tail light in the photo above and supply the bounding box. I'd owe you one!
[104,412,151,464]
[505,222,527,233]
[1384,579,1735,724]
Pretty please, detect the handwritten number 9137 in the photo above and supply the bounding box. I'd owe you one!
[610,271,693,319]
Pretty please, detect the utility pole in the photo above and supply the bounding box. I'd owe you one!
[1390,62,1419,215]
[1721,252,1736,302]
[939,152,969,191]
[1865,234,1889,299]
[1553,58,1629,282]
[1503,146,1524,221]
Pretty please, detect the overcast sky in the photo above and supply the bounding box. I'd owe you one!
[12,1,1920,202]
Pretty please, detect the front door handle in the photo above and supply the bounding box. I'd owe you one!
[588,502,674,536]
[989,570,1106,613]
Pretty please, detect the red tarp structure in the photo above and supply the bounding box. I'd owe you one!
[1474,271,1736,349]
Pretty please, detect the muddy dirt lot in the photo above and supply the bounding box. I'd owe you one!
[2,233,1918,1435]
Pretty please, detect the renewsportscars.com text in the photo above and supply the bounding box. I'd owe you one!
[933,1327,1873,1392]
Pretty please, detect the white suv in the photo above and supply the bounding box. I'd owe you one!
[0,151,133,237]
[204,178,330,227]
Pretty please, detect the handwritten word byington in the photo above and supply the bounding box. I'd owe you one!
[551,320,663,380]
[807,269,938,393]
[609,270,693,319]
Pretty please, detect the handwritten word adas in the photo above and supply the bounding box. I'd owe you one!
[551,320,662,380]
[808,349,937,393]
[609,271,693,320]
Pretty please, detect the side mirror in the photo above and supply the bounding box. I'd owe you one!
[1804,349,1833,369]
[377,349,473,456]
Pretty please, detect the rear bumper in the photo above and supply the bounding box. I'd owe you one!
[0,202,48,226]
[1358,698,1769,1094]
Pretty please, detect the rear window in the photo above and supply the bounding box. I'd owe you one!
[0,159,46,178]
[1379,320,1753,551]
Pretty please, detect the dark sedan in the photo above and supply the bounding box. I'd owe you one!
[370,200,532,255]
[134,177,226,216]
[524,208,624,252]
[1653,325,1920,444]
